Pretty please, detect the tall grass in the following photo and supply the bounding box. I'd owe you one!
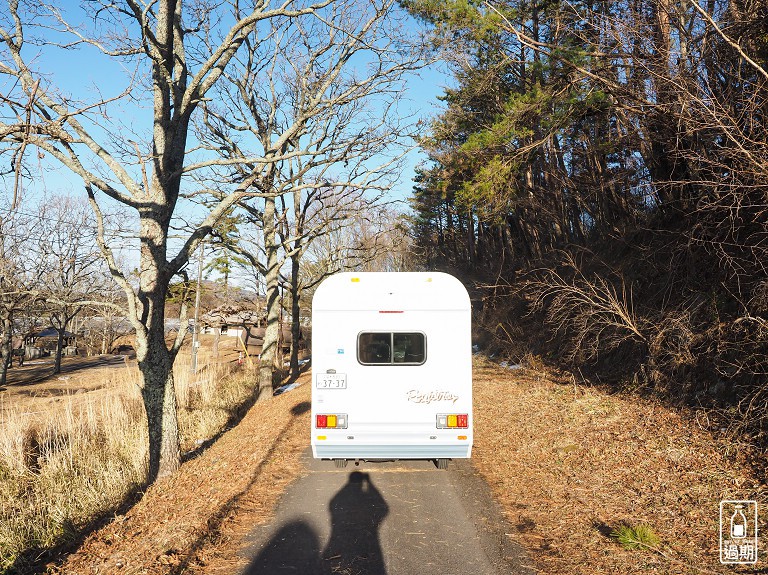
[174,352,257,452]
[0,350,257,573]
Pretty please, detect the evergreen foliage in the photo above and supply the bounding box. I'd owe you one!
[402,0,768,443]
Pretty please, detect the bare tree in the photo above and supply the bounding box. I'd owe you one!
[0,0,333,483]
[36,196,105,373]
[198,0,425,390]
[279,195,413,378]
[525,253,648,364]
[0,205,43,384]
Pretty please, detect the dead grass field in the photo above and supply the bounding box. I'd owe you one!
[471,356,766,574]
[0,337,261,574]
[0,356,140,428]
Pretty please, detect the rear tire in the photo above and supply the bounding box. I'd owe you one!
[334,458,348,469]
[436,458,449,470]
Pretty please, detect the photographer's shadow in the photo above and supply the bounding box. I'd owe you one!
[246,471,389,574]
[245,520,322,573]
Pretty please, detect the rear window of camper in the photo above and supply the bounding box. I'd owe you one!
[357,332,426,365]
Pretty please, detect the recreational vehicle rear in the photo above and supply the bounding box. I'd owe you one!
[311,272,472,468]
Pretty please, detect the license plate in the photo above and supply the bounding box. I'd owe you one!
[316,373,347,389]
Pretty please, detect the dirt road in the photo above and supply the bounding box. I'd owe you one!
[239,449,534,575]
[0,353,133,390]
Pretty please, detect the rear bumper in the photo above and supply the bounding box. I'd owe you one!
[312,443,472,459]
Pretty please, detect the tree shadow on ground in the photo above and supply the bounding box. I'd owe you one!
[291,400,311,416]
[14,373,303,574]
[182,373,287,463]
[245,471,389,575]
[8,484,145,575]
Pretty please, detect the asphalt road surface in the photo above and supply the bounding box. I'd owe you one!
[0,353,132,390]
[239,449,535,575]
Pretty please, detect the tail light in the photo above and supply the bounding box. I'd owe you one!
[315,413,348,429]
[436,414,469,429]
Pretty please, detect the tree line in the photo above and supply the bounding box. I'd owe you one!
[1,0,419,485]
[402,0,767,439]
[0,196,130,386]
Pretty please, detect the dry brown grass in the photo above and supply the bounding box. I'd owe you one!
[471,356,766,574]
[0,346,259,574]
[5,350,764,575]
[55,378,311,575]
[0,382,147,574]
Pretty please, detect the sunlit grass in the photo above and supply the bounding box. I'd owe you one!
[0,350,256,573]
[610,523,661,551]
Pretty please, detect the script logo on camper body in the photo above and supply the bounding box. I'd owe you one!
[406,389,459,405]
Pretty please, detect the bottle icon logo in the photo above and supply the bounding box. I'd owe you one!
[720,500,758,564]
[731,505,747,539]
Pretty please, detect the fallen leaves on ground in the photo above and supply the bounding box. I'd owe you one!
[56,359,767,575]
[471,357,765,574]
[56,376,311,575]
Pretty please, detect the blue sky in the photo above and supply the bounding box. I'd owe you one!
[3,2,452,279]
[10,4,450,205]
[397,63,451,201]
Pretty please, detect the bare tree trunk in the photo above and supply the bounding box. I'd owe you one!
[136,322,180,482]
[467,210,476,271]
[0,312,12,387]
[134,203,183,481]
[258,195,280,400]
[53,326,64,374]
[288,184,305,381]
[2,345,10,378]
[289,253,301,380]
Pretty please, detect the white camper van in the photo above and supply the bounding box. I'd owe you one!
[311,272,472,468]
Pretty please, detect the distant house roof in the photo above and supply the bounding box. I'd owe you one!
[32,327,77,339]
[201,304,263,327]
